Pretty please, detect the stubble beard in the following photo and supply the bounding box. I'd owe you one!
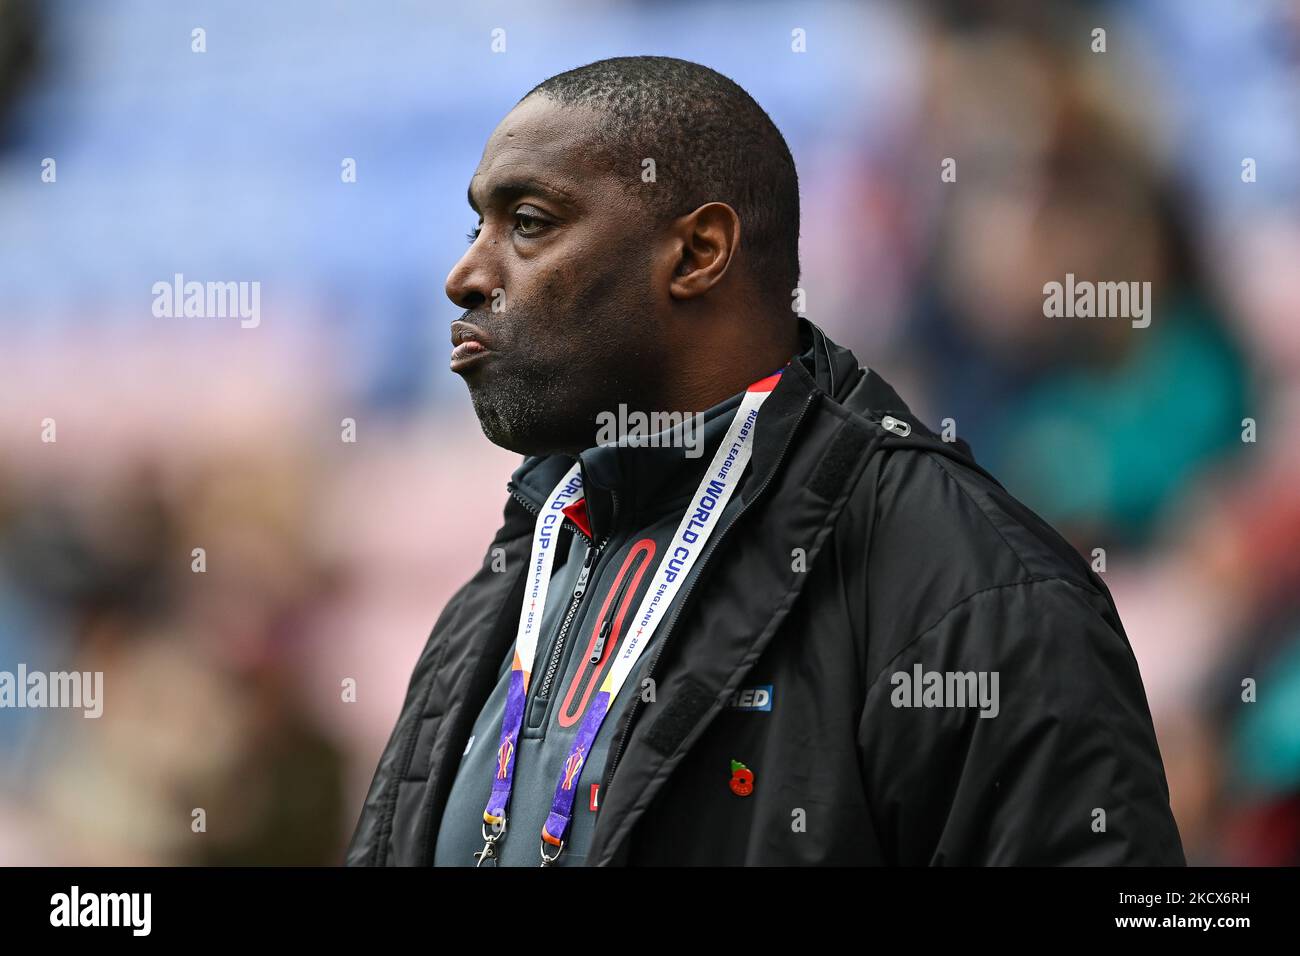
[468,367,569,456]
[467,251,659,457]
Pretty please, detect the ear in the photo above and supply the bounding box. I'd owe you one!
[666,202,741,300]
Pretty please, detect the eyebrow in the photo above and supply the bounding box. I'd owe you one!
[466,177,577,215]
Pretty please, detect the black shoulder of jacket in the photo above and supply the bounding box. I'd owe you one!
[831,365,1104,602]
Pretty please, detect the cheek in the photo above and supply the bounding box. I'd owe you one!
[532,253,623,320]
[508,229,659,350]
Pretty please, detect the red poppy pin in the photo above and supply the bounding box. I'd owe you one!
[729,759,754,797]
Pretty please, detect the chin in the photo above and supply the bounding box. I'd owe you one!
[471,402,568,458]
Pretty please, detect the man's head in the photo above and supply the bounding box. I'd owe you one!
[445,56,801,456]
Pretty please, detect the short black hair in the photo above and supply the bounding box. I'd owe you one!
[521,56,800,310]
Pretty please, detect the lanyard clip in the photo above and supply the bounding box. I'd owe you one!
[475,818,507,867]
[539,838,564,867]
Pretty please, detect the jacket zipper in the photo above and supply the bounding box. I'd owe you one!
[587,546,645,664]
[507,480,620,708]
[596,391,819,805]
[535,539,602,703]
[507,482,600,548]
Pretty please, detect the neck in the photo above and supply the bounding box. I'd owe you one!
[659,319,800,414]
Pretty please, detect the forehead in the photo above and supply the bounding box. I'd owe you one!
[469,96,610,206]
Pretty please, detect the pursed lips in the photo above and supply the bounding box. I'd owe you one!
[450,318,494,371]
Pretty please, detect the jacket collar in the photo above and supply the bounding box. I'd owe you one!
[506,317,864,542]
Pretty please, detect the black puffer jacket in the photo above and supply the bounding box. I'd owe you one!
[346,319,1185,866]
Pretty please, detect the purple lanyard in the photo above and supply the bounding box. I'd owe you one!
[477,369,784,867]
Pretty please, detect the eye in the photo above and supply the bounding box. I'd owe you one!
[465,223,481,245]
[514,210,549,238]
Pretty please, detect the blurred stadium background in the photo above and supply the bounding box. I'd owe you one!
[1,0,1298,865]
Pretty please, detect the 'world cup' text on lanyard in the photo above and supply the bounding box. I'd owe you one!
[475,368,784,866]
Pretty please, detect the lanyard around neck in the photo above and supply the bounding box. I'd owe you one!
[476,368,784,866]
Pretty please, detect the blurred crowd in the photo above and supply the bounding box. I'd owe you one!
[1,0,1297,865]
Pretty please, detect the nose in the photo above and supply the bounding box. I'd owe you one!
[445,236,494,311]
